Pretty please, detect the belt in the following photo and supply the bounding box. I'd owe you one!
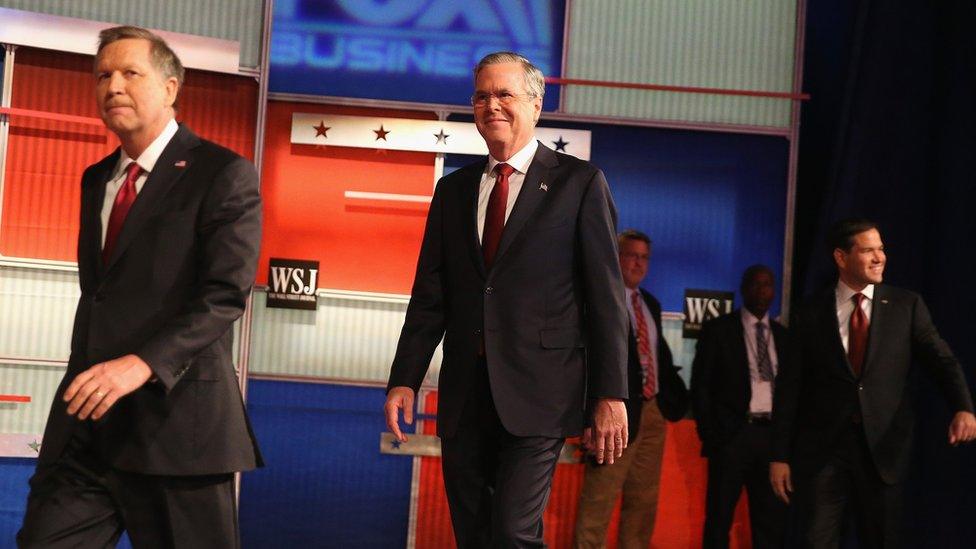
[747,412,772,425]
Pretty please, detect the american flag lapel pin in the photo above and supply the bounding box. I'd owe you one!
[881,299,888,304]
[174,160,187,168]
[539,180,548,192]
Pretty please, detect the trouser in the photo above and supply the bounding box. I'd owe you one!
[702,420,787,549]
[18,425,238,549]
[794,423,904,549]
[573,397,666,549]
[440,361,564,548]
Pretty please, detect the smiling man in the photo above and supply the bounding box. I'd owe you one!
[385,52,629,547]
[18,26,262,548]
[771,218,976,548]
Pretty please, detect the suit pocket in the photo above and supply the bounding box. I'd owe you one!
[540,328,582,349]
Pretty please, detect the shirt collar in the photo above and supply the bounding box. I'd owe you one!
[486,138,538,176]
[836,280,875,306]
[114,118,179,177]
[741,308,770,328]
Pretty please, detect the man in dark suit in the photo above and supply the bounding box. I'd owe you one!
[574,229,689,548]
[692,265,788,549]
[384,51,629,547]
[18,26,262,548]
[770,219,976,548]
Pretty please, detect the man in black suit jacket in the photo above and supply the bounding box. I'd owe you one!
[384,52,629,547]
[692,265,789,548]
[770,219,976,548]
[18,27,261,548]
[574,229,689,548]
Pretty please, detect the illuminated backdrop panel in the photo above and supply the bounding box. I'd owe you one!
[269,0,565,110]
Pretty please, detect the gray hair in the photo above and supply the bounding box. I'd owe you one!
[96,26,185,106]
[473,51,545,99]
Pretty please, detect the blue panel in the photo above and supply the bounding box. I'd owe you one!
[269,0,565,110]
[446,116,790,314]
[0,458,33,546]
[239,380,415,548]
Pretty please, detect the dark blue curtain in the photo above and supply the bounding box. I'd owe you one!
[794,1,976,546]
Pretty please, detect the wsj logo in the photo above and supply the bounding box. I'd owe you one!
[683,289,734,339]
[267,258,320,311]
[272,0,557,77]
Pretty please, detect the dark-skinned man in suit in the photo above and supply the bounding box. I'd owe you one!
[770,218,976,548]
[574,229,689,549]
[384,51,629,548]
[692,265,788,548]
[19,26,262,548]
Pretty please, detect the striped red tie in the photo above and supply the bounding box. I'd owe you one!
[631,291,657,398]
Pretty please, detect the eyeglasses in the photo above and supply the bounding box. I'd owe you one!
[470,91,537,106]
[620,252,650,262]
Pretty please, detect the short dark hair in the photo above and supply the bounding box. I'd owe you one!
[740,264,775,292]
[826,218,879,252]
[96,26,185,107]
[618,229,652,249]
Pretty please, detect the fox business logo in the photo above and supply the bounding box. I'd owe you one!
[267,258,320,310]
[683,289,734,339]
[271,0,559,77]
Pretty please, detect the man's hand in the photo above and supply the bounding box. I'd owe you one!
[385,386,415,443]
[948,411,976,446]
[770,461,793,504]
[590,398,628,464]
[64,354,153,421]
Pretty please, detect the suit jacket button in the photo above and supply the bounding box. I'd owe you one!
[484,286,493,295]
[474,329,482,335]
[858,384,864,391]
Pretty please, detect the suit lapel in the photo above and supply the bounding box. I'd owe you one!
[463,160,489,278]
[490,142,557,269]
[731,312,751,397]
[103,126,198,272]
[821,289,855,378]
[862,285,888,378]
[85,151,120,282]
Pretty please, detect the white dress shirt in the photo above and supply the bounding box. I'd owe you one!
[741,308,778,413]
[100,118,179,247]
[477,139,539,241]
[625,287,659,397]
[835,281,875,353]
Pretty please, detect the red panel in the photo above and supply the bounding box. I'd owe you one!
[257,101,438,294]
[1,47,257,262]
[414,391,754,548]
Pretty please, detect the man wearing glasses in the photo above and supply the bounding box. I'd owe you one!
[385,51,629,547]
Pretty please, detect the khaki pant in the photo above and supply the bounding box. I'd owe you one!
[574,398,667,549]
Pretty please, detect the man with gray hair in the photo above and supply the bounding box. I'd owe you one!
[385,51,629,547]
[18,26,261,548]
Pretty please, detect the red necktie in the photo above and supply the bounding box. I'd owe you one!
[102,162,143,265]
[631,291,657,398]
[482,163,514,268]
[848,293,869,377]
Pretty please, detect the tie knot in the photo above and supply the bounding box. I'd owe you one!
[496,163,515,178]
[125,162,143,181]
[756,321,765,333]
[852,292,864,306]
